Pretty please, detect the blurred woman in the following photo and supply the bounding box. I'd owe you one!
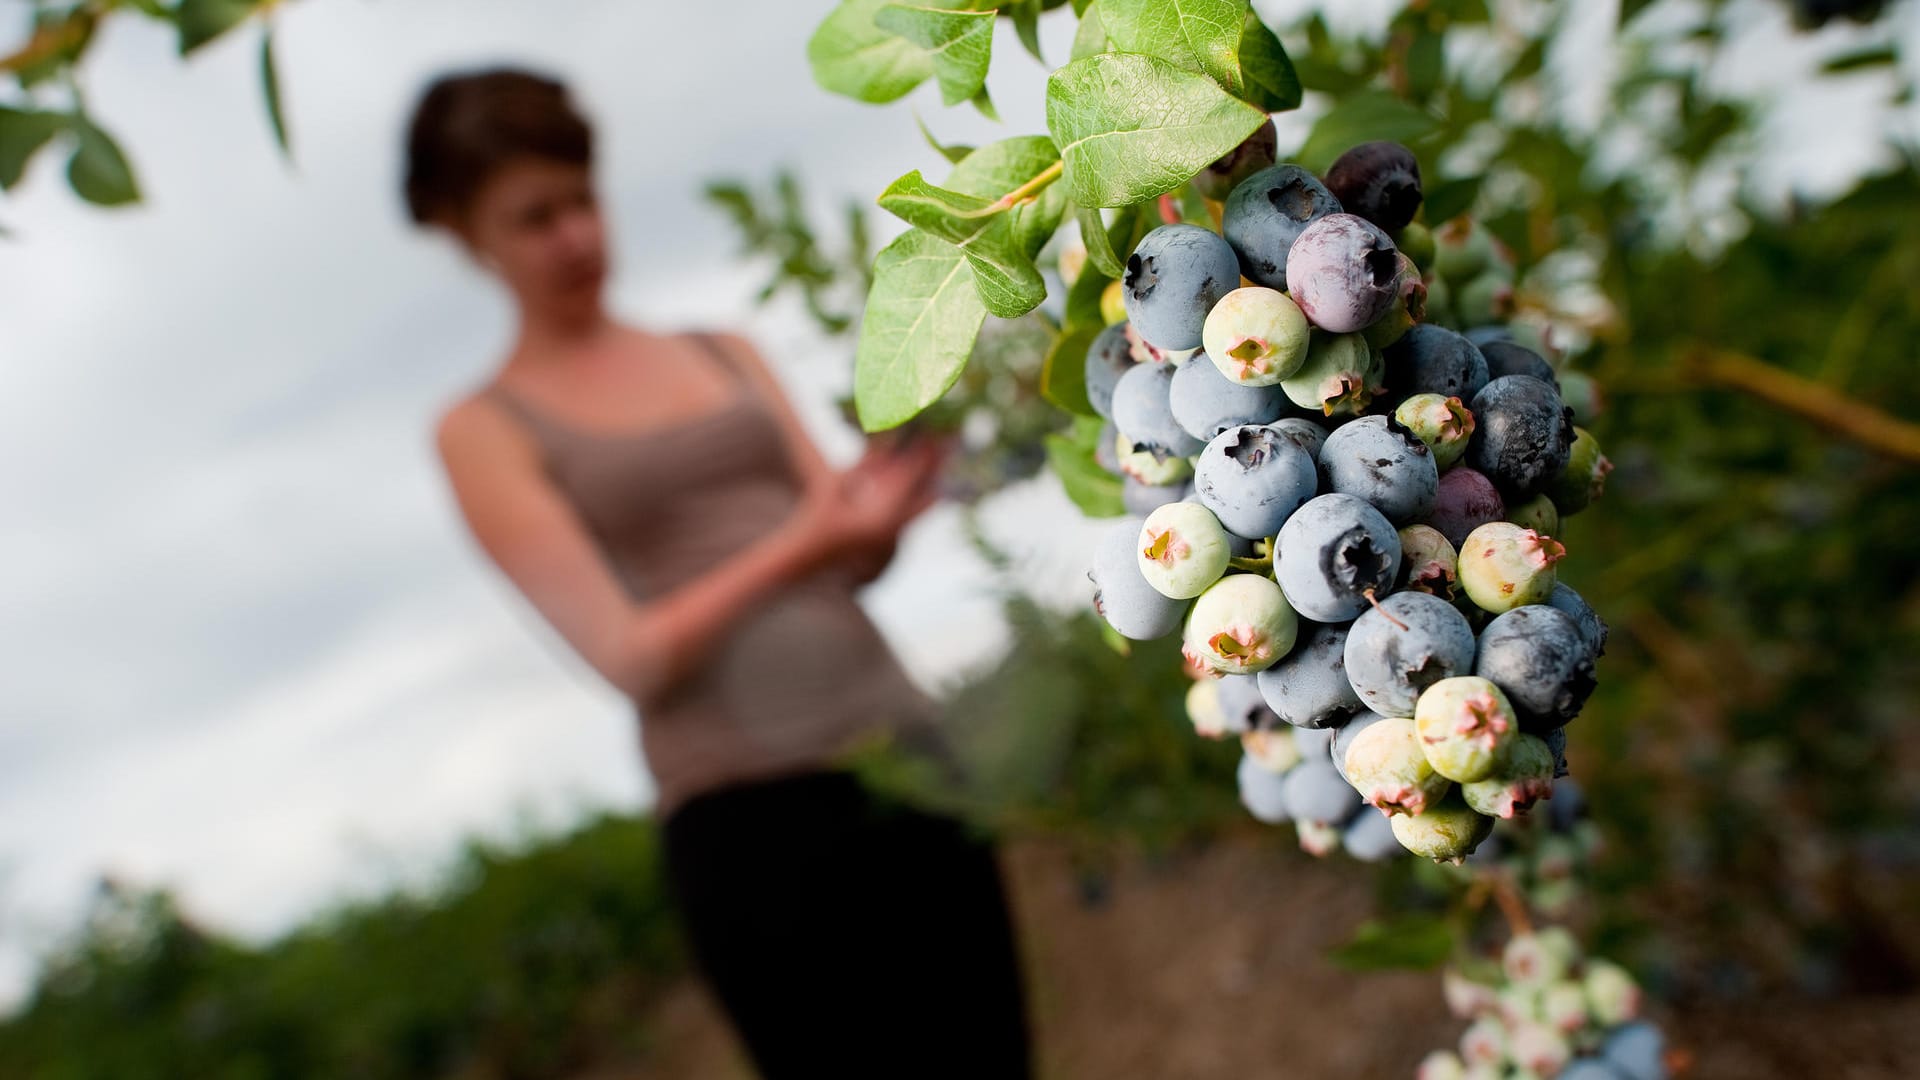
[408,68,1030,1077]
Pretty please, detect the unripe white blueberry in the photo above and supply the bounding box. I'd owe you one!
[1202,287,1311,386]
[1459,521,1564,613]
[1185,677,1230,739]
[1583,959,1643,1027]
[1137,501,1231,600]
[1391,792,1494,863]
[1343,716,1452,816]
[1416,676,1519,783]
[1181,573,1300,676]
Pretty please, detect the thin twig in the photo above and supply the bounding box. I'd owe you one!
[1684,346,1920,466]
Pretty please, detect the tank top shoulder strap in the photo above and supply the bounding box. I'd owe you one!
[685,330,758,399]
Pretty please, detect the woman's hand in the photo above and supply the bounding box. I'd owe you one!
[793,431,952,574]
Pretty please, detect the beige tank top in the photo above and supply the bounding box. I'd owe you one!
[481,332,942,818]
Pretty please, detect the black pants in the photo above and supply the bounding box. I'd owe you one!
[661,770,1033,1079]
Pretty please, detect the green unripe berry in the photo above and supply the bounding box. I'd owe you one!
[1137,501,1231,599]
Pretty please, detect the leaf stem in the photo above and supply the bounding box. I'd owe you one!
[989,159,1064,212]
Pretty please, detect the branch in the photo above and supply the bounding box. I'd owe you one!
[1684,346,1920,466]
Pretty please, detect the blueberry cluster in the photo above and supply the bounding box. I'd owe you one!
[1084,137,1615,863]
[1420,928,1668,1080]
[1467,777,1604,920]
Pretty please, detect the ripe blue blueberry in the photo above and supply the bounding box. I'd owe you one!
[1286,214,1403,333]
[1095,419,1122,474]
[1342,805,1404,862]
[1430,467,1508,549]
[1479,339,1559,387]
[1122,223,1241,351]
[1466,375,1576,500]
[1292,722,1337,762]
[1383,324,1492,406]
[1343,591,1479,718]
[1282,331,1385,416]
[1275,493,1404,623]
[1202,287,1312,385]
[1600,1021,1667,1080]
[1474,605,1597,731]
[1085,322,1135,419]
[1237,751,1294,824]
[1255,621,1364,729]
[1323,140,1424,233]
[1546,582,1608,662]
[1557,1059,1631,1080]
[1122,476,1192,516]
[1169,347,1288,442]
[1283,761,1363,825]
[1112,359,1206,458]
[1222,164,1342,288]
[1216,672,1279,732]
[1269,417,1329,461]
[1089,516,1184,640]
[1318,414,1440,526]
[1194,424,1319,541]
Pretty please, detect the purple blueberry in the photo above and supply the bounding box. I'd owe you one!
[1382,323,1490,405]
[1466,375,1575,500]
[1111,358,1206,458]
[1255,622,1364,729]
[1194,118,1279,202]
[1342,806,1404,861]
[1275,493,1403,623]
[1317,414,1440,526]
[1168,348,1288,442]
[1323,140,1423,233]
[1194,424,1319,541]
[1221,164,1342,289]
[1343,591,1478,718]
[1085,322,1135,419]
[1089,516,1184,640]
[1479,339,1559,387]
[1429,467,1507,548]
[1474,605,1598,731]
[1285,213,1403,333]
[1121,223,1241,351]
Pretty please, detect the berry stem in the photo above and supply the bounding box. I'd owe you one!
[1362,588,1410,631]
[1488,873,1535,938]
[1228,554,1274,574]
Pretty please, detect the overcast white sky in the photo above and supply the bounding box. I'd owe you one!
[0,0,1912,1010]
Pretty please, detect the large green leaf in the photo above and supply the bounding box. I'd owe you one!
[854,229,988,431]
[945,134,1067,260]
[878,170,1047,317]
[808,0,934,104]
[1293,91,1438,174]
[1041,322,1103,415]
[874,4,995,107]
[1010,0,1045,63]
[1237,11,1302,112]
[177,0,257,56]
[1045,431,1125,516]
[1099,0,1247,96]
[66,120,139,206]
[1046,52,1267,209]
[1077,203,1122,278]
[1071,1,1110,60]
[0,107,66,190]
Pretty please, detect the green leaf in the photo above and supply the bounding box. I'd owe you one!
[915,111,974,164]
[1099,0,1248,95]
[1405,26,1444,100]
[177,0,258,56]
[0,107,66,190]
[971,83,1001,122]
[854,229,989,431]
[1071,1,1110,61]
[1045,432,1126,516]
[808,0,935,104]
[1421,175,1480,226]
[1077,203,1123,278]
[1046,52,1267,208]
[66,120,139,206]
[945,134,1067,259]
[1618,0,1657,27]
[1237,10,1301,112]
[1042,321,1102,415]
[1327,913,1456,972]
[1293,91,1437,174]
[1822,45,1898,74]
[261,30,291,159]
[874,4,996,107]
[1011,0,1045,63]
[880,169,1048,317]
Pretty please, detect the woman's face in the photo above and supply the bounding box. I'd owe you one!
[457,156,609,316]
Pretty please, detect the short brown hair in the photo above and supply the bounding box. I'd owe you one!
[402,67,593,226]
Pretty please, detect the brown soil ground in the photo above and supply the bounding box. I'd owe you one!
[575,836,1920,1080]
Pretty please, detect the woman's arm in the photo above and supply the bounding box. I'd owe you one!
[434,391,946,706]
